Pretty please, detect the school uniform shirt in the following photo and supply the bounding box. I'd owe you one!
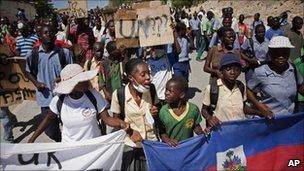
[159,102,202,142]
[241,36,269,62]
[189,19,200,31]
[16,34,38,57]
[25,45,73,107]
[49,89,107,142]
[265,28,284,40]
[110,84,157,148]
[146,56,172,100]
[247,63,303,115]
[177,37,190,62]
[202,79,246,122]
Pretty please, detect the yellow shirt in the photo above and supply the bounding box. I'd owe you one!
[202,79,246,122]
[110,84,157,148]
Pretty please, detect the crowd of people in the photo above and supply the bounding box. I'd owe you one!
[0,3,303,171]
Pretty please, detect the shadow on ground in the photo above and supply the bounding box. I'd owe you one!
[13,114,41,143]
[188,87,202,99]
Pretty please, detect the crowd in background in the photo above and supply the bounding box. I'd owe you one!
[0,3,303,171]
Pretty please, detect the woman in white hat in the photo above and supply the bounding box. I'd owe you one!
[28,64,129,143]
[247,36,304,117]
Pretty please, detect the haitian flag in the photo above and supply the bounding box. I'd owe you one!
[142,113,304,171]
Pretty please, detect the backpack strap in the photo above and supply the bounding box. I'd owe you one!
[209,78,219,115]
[117,86,126,120]
[29,47,39,78]
[236,80,245,99]
[58,48,67,70]
[84,90,98,113]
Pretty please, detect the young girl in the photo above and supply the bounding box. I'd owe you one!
[110,58,158,171]
[28,64,128,143]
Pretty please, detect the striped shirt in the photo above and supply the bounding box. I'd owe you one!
[16,35,38,57]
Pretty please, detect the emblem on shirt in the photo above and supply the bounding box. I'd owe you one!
[216,145,247,171]
[185,119,194,128]
[82,107,94,118]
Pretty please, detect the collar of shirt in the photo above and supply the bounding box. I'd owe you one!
[125,83,151,106]
[264,62,295,77]
[217,79,239,93]
[38,45,61,57]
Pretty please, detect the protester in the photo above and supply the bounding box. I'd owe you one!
[284,16,304,62]
[294,48,304,112]
[159,77,203,147]
[16,23,38,57]
[25,24,73,142]
[110,58,159,171]
[265,16,274,32]
[201,53,263,128]
[238,14,249,46]
[75,18,95,60]
[189,12,200,49]
[93,17,105,42]
[265,17,284,40]
[196,11,214,61]
[241,24,269,82]
[101,20,115,59]
[247,36,304,116]
[146,45,172,104]
[250,13,263,35]
[28,64,129,142]
[172,22,192,82]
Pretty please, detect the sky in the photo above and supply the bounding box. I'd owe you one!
[52,0,109,9]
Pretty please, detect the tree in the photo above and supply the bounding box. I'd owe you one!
[29,0,54,18]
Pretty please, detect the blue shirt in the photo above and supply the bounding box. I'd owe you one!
[177,37,190,62]
[26,45,73,107]
[241,36,269,61]
[16,34,38,57]
[247,63,303,115]
[265,28,284,40]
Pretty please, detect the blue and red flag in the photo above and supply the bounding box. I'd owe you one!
[143,113,304,170]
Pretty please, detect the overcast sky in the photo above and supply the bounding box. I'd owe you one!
[51,0,109,9]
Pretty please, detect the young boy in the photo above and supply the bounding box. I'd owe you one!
[159,77,203,147]
[201,53,263,128]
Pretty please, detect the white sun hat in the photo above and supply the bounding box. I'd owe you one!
[268,36,294,48]
[53,64,98,94]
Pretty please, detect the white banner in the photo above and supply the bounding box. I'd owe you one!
[1,130,126,170]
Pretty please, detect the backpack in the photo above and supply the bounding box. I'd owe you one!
[209,79,245,115]
[27,47,67,78]
[56,90,106,135]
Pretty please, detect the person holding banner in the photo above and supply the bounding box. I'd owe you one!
[110,58,159,171]
[247,36,304,116]
[28,64,129,143]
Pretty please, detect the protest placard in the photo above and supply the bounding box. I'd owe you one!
[0,57,36,107]
[137,5,174,47]
[68,0,88,18]
[114,9,139,48]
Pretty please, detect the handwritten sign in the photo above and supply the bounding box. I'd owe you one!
[0,58,36,107]
[137,5,173,47]
[114,9,139,48]
[68,0,88,18]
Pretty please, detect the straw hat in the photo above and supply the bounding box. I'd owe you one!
[268,36,294,48]
[53,64,97,94]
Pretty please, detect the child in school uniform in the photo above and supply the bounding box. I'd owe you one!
[158,77,204,147]
[201,53,263,129]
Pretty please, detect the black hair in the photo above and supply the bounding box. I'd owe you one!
[103,19,114,34]
[255,13,260,17]
[217,26,234,39]
[125,58,146,76]
[176,22,186,33]
[254,24,265,33]
[106,41,116,54]
[292,16,303,25]
[167,76,188,94]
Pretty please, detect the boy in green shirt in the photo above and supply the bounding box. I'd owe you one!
[159,77,204,147]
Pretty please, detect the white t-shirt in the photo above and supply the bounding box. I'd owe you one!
[147,56,172,100]
[49,89,108,142]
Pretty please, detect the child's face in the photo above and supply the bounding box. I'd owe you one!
[93,43,103,61]
[221,64,241,83]
[165,82,183,103]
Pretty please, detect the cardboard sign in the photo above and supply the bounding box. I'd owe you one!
[68,0,88,18]
[137,5,174,47]
[114,9,139,48]
[0,58,36,107]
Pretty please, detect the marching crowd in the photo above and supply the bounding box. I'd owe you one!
[0,4,304,171]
